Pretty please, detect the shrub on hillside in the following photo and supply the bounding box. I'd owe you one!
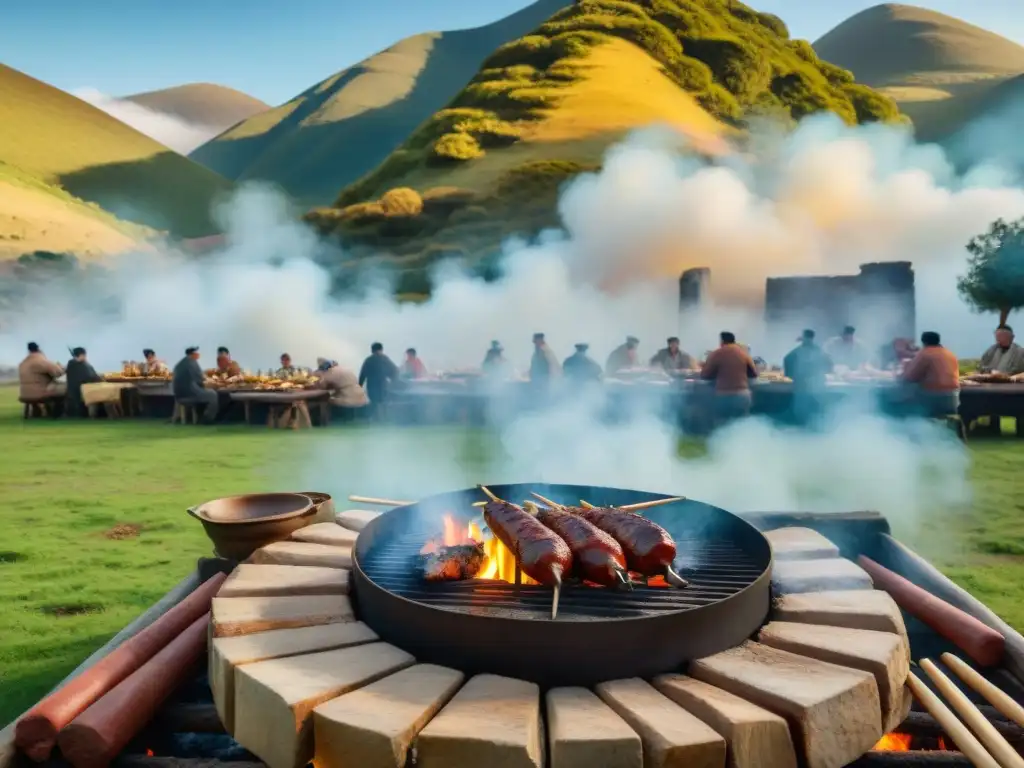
[643,0,722,37]
[727,3,789,39]
[843,83,902,123]
[787,39,818,64]
[379,187,424,216]
[431,133,484,162]
[483,35,561,70]
[664,54,714,92]
[697,84,742,120]
[819,61,855,85]
[421,187,480,216]
[682,35,770,101]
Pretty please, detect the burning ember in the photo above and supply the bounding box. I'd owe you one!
[873,733,950,752]
[419,514,539,584]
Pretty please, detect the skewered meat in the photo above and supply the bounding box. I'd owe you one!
[569,505,688,587]
[418,543,485,582]
[528,503,628,587]
[482,499,573,587]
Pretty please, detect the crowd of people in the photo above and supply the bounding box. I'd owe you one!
[14,322,1022,426]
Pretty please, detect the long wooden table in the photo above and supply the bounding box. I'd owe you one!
[228,390,329,429]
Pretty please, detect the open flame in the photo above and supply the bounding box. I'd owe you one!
[420,514,539,585]
[872,733,950,752]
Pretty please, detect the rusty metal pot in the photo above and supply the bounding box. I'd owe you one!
[187,492,317,561]
[300,491,336,523]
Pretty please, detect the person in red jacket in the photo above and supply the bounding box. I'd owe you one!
[401,348,428,380]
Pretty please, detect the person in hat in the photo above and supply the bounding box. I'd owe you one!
[482,341,513,380]
[605,336,640,376]
[650,337,694,376]
[64,347,103,417]
[173,346,219,423]
[563,343,602,385]
[783,329,833,425]
[529,332,561,387]
[215,346,242,376]
[141,348,168,375]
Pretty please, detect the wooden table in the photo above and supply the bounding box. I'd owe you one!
[229,390,329,429]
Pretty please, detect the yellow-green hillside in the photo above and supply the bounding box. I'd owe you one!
[188,0,572,205]
[0,163,153,260]
[304,0,902,290]
[0,64,232,237]
[124,83,269,132]
[814,4,1024,141]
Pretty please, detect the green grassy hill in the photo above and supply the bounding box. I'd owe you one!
[124,83,269,132]
[814,4,1024,141]
[303,0,902,292]
[0,64,233,237]
[188,0,573,205]
[0,162,154,260]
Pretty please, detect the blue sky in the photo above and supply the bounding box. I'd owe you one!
[1,0,1022,105]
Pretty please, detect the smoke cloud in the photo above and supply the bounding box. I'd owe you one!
[5,110,1019,530]
[71,87,221,154]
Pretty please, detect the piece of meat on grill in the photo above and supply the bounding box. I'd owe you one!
[482,499,573,588]
[419,544,484,582]
[568,505,688,587]
[418,543,486,582]
[528,503,628,587]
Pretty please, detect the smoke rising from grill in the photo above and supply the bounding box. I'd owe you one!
[2,112,1015,527]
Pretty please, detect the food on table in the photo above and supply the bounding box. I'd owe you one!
[103,361,172,381]
[418,543,486,582]
[202,370,320,391]
[525,501,629,587]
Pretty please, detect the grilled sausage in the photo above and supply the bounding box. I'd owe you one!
[483,500,573,586]
[532,504,628,587]
[569,506,687,586]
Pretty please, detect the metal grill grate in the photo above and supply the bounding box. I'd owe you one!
[360,528,765,621]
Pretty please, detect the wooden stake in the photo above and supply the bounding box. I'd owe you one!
[921,659,1024,768]
[478,486,500,502]
[942,653,1024,729]
[551,580,561,621]
[906,670,1000,768]
[348,495,414,507]
[530,492,562,508]
[620,497,686,512]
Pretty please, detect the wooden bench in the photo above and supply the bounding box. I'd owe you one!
[20,397,61,419]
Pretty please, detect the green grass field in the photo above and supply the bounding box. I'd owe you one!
[0,385,1021,726]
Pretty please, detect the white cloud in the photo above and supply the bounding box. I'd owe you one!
[71,87,219,154]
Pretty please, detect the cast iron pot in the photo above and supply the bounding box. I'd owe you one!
[187,492,317,560]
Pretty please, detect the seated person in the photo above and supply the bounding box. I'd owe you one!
[401,348,428,379]
[277,353,298,376]
[65,347,103,417]
[563,343,603,384]
[900,331,960,418]
[649,337,694,375]
[978,324,1024,375]
[315,358,369,409]
[824,326,869,369]
[18,341,65,403]
[173,346,219,423]
[141,349,168,375]
[216,346,242,376]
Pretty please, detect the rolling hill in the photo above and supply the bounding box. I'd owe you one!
[0,64,232,238]
[188,0,574,205]
[814,4,1024,141]
[302,0,903,293]
[124,83,269,132]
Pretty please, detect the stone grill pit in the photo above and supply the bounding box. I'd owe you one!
[351,483,773,686]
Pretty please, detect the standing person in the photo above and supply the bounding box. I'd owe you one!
[783,330,834,425]
[401,348,428,379]
[216,347,241,376]
[562,343,602,385]
[18,342,65,404]
[529,333,561,388]
[173,346,219,423]
[359,342,400,420]
[900,331,960,418]
[700,331,758,425]
[649,337,694,376]
[978,324,1024,375]
[824,326,869,369]
[64,347,103,417]
[605,336,640,376]
[141,349,168,375]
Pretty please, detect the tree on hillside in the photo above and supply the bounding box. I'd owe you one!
[958,216,1024,326]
